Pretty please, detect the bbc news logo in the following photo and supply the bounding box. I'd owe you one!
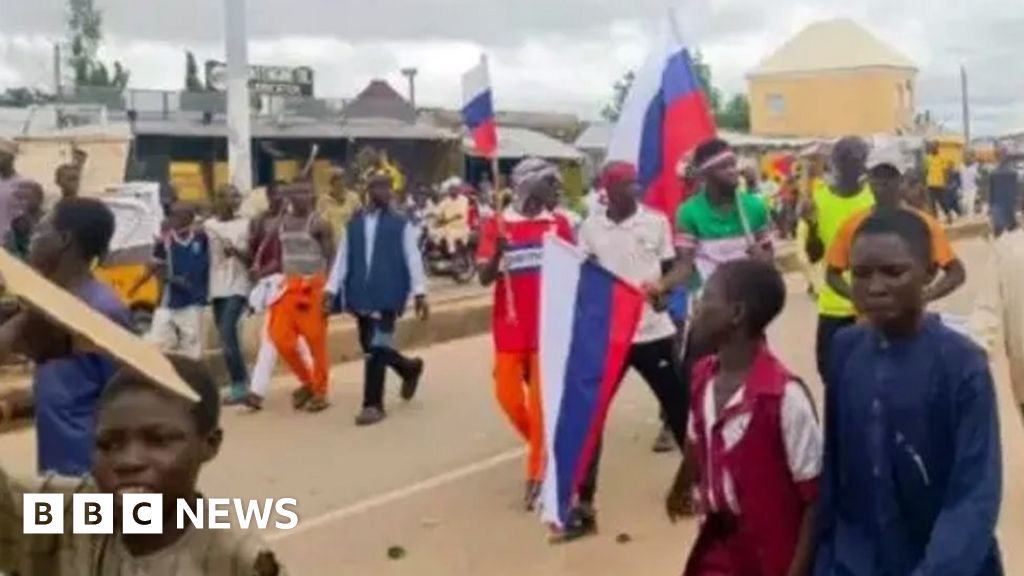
[23,494,299,534]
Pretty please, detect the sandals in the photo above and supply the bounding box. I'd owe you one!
[291,387,313,410]
[548,504,599,545]
[304,396,331,413]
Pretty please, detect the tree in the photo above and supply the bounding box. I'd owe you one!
[691,50,721,115]
[185,51,204,92]
[67,0,130,90]
[718,94,751,132]
[602,53,753,133]
[601,70,635,122]
[0,88,57,108]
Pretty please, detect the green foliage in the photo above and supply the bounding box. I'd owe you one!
[66,0,131,90]
[185,51,204,92]
[600,70,635,122]
[602,50,751,133]
[0,88,57,107]
[718,93,751,132]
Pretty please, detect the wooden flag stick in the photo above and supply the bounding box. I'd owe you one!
[492,154,518,324]
[0,250,198,401]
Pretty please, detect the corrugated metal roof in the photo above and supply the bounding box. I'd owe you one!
[749,19,917,77]
[464,126,583,160]
[574,122,612,152]
[130,114,456,141]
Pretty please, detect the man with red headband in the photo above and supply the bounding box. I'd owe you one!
[559,160,692,540]
[647,137,775,527]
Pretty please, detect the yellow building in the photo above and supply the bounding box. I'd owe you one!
[748,19,917,138]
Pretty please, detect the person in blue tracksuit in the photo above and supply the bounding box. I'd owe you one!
[815,208,1002,576]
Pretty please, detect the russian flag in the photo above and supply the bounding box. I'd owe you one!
[606,10,717,218]
[461,56,499,158]
[538,236,645,529]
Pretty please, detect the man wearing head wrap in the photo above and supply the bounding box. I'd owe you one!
[562,160,692,540]
[800,135,874,384]
[0,139,23,243]
[477,157,575,509]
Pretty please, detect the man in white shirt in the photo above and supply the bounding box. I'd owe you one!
[960,153,981,215]
[557,161,690,541]
[205,185,253,403]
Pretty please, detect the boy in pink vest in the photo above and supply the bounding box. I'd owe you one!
[667,259,821,576]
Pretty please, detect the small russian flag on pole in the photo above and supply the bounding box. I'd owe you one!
[461,55,499,158]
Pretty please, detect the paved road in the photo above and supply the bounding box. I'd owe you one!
[0,238,1021,575]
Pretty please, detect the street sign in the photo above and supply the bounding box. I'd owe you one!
[205,61,315,97]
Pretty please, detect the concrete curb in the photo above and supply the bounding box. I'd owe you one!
[0,217,992,432]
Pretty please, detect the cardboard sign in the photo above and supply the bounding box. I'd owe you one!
[0,250,198,402]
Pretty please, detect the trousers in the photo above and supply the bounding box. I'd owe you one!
[494,351,545,482]
[270,273,329,397]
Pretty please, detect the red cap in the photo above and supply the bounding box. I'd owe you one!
[600,161,637,190]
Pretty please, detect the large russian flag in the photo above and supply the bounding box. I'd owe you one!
[538,236,645,529]
[461,56,499,158]
[606,11,716,218]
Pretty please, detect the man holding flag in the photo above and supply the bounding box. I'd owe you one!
[554,161,692,541]
[536,8,727,540]
[477,158,574,511]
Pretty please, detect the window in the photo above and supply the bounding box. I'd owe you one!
[766,94,785,118]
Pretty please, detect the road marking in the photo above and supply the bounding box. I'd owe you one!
[269,447,525,542]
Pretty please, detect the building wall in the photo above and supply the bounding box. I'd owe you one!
[749,68,916,137]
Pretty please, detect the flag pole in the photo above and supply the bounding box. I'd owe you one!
[481,54,518,324]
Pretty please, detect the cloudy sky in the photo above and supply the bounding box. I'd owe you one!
[1,0,1022,135]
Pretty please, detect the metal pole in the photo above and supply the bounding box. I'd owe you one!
[960,65,971,145]
[53,43,62,100]
[401,67,418,109]
[225,0,253,192]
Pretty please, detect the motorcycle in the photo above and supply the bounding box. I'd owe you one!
[420,228,478,285]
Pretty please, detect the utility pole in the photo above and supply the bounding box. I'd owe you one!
[225,0,253,192]
[960,65,971,145]
[401,67,418,109]
[53,43,63,100]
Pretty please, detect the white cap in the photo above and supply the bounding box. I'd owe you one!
[440,176,463,192]
[867,144,908,174]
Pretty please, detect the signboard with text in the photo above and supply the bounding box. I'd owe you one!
[205,61,315,97]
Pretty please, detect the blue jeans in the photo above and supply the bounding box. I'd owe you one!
[212,296,249,388]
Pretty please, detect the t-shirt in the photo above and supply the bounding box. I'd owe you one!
[811,183,875,317]
[960,164,980,195]
[33,279,130,476]
[925,154,952,189]
[674,190,772,287]
[579,205,676,344]
[827,206,956,271]
[153,230,210,309]
[204,217,251,299]
[476,209,574,352]
[319,191,363,241]
[688,378,822,513]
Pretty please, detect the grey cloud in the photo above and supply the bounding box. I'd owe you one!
[1,0,1021,134]
[0,0,767,46]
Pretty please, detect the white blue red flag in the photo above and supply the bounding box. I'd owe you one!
[606,10,717,218]
[461,57,499,158]
[538,236,645,529]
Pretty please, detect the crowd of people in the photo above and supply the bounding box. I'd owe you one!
[0,128,1018,575]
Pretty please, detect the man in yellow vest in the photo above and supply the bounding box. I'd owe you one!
[800,136,874,384]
